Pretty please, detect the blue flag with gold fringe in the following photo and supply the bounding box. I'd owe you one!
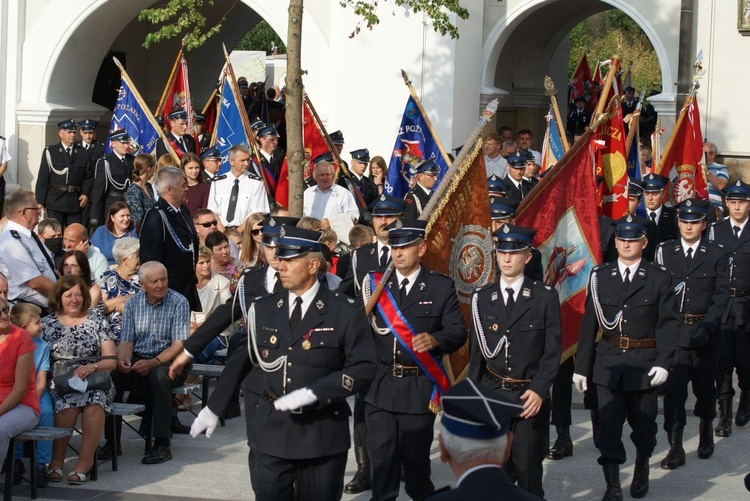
[214,77,248,174]
[108,76,160,155]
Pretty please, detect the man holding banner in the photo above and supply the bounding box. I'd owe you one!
[363,219,465,501]
[156,110,196,160]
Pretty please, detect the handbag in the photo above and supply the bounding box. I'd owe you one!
[53,370,112,395]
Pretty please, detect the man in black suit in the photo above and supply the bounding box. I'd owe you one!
[35,118,93,227]
[195,225,376,500]
[155,109,196,160]
[468,223,561,498]
[503,155,534,202]
[574,215,679,501]
[89,129,134,229]
[656,199,729,468]
[425,380,541,501]
[404,160,439,219]
[643,173,678,244]
[567,96,592,137]
[138,166,200,311]
[709,180,750,437]
[195,113,210,150]
[363,219,466,501]
[257,125,285,188]
[339,148,378,207]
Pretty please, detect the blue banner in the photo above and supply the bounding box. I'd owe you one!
[385,96,449,199]
[548,113,565,163]
[627,138,647,217]
[214,77,248,174]
[108,76,160,155]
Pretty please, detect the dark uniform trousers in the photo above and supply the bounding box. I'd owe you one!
[365,268,466,501]
[248,287,376,501]
[468,278,561,498]
[656,238,729,431]
[575,261,679,465]
[710,219,750,399]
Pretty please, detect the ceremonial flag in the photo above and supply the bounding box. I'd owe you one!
[386,96,450,199]
[515,138,602,360]
[275,158,290,208]
[214,76,249,174]
[108,75,161,156]
[569,52,596,111]
[656,97,708,205]
[303,95,330,179]
[594,97,629,219]
[201,89,218,143]
[541,108,565,173]
[160,55,194,131]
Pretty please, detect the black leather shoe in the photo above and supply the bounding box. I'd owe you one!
[736,391,750,427]
[171,418,191,434]
[715,399,733,437]
[601,464,622,501]
[660,429,685,469]
[97,441,122,460]
[547,426,573,460]
[630,454,650,498]
[141,445,173,465]
[344,446,371,494]
[697,419,715,459]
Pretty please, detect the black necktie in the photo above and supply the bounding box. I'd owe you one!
[505,288,515,316]
[66,147,72,159]
[273,272,282,293]
[290,297,303,331]
[399,278,409,305]
[380,247,389,268]
[226,179,240,222]
[734,226,741,239]
[685,247,693,268]
[31,232,56,274]
[179,137,186,152]
[623,267,631,289]
[650,212,657,223]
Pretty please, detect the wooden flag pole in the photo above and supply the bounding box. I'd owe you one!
[624,84,647,155]
[544,76,570,152]
[401,70,453,168]
[593,55,620,119]
[154,40,186,116]
[112,57,179,162]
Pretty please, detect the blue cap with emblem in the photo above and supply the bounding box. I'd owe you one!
[200,147,222,161]
[108,129,131,142]
[490,197,519,221]
[261,216,300,247]
[494,223,536,252]
[413,159,439,175]
[275,225,323,259]
[194,113,205,123]
[624,86,636,93]
[250,119,266,132]
[258,125,280,138]
[642,173,669,192]
[440,379,523,440]
[724,180,750,201]
[387,219,427,248]
[350,149,370,164]
[371,194,406,216]
[237,77,249,89]
[169,109,188,122]
[677,198,709,221]
[506,155,527,168]
[329,130,345,145]
[313,152,334,165]
[58,119,77,131]
[628,178,645,198]
[488,175,508,196]
[613,214,649,240]
[79,119,98,132]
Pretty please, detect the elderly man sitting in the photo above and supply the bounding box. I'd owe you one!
[103,261,190,464]
[62,223,108,281]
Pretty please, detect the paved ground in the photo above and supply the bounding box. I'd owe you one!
[3,386,750,500]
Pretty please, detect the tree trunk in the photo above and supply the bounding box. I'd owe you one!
[285,0,304,217]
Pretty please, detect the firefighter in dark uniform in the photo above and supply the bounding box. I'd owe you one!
[334,194,406,494]
[503,155,534,202]
[468,223,561,498]
[709,180,750,437]
[574,215,679,501]
[35,118,93,228]
[627,179,659,261]
[77,119,105,162]
[643,173,678,244]
[489,197,543,282]
[488,174,509,198]
[195,112,210,150]
[89,129,134,229]
[338,148,378,207]
[155,109,196,160]
[363,219,466,501]
[403,160,439,219]
[621,86,639,132]
[655,198,729,468]
[200,147,223,182]
[194,225,376,501]
[567,96,593,137]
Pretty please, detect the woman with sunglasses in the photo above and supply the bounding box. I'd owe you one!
[239,212,265,267]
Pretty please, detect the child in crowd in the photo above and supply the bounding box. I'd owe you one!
[10,303,52,487]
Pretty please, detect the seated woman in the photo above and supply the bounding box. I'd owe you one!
[205,231,245,294]
[58,250,103,312]
[181,153,209,216]
[90,201,137,267]
[43,275,116,485]
[0,297,40,472]
[99,237,141,343]
[125,153,156,229]
[239,212,265,267]
[192,246,231,365]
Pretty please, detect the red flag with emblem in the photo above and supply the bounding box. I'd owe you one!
[515,136,602,360]
[303,96,330,179]
[569,52,596,111]
[594,96,629,219]
[159,55,199,154]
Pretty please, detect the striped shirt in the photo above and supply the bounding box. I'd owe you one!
[120,289,189,357]
[707,162,729,207]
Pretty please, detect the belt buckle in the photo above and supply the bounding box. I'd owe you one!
[501,379,512,391]
[730,288,737,297]
[619,337,630,350]
[290,407,303,415]
[392,365,405,378]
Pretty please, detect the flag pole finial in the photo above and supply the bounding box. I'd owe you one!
[401,70,411,86]
[544,76,557,97]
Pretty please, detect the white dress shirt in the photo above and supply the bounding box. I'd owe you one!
[618,259,642,282]
[288,280,321,320]
[303,183,359,222]
[208,172,270,227]
[0,221,58,307]
[485,154,508,179]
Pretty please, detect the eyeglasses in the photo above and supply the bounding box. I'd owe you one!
[23,207,41,212]
[251,229,262,235]
[197,220,218,228]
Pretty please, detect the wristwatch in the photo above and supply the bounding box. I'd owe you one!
[154,357,163,367]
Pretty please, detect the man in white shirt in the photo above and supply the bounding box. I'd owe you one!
[208,145,270,231]
[303,160,359,233]
[516,130,542,166]
[483,133,507,179]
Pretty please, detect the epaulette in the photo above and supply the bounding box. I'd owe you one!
[474,282,494,293]
[332,292,357,305]
[428,270,451,280]
[532,280,553,292]
[246,171,261,181]
[9,230,20,240]
[208,174,227,183]
[659,239,676,248]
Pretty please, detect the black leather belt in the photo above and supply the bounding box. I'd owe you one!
[680,313,705,325]
[603,332,656,349]
[485,369,531,391]
[50,183,81,193]
[730,288,750,298]
[379,363,421,377]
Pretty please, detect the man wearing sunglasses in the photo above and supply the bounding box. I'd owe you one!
[192,209,241,260]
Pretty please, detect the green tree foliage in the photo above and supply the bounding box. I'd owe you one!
[568,10,662,93]
[236,21,287,54]
[139,0,233,51]
[339,0,468,39]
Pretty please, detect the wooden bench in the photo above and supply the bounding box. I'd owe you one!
[3,427,72,501]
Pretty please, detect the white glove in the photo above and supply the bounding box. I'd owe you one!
[274,388,318,412]
[190,406,220,438]
[572,373,588,394]
[648,366,668,387]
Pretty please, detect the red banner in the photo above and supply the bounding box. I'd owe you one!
[303,97,329,179]
[274,158,290,208]
[161,56,199,154]
[657,97,708,205]
[594,97,629,219]
[570,53,596,111]
[515,139,602,360]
